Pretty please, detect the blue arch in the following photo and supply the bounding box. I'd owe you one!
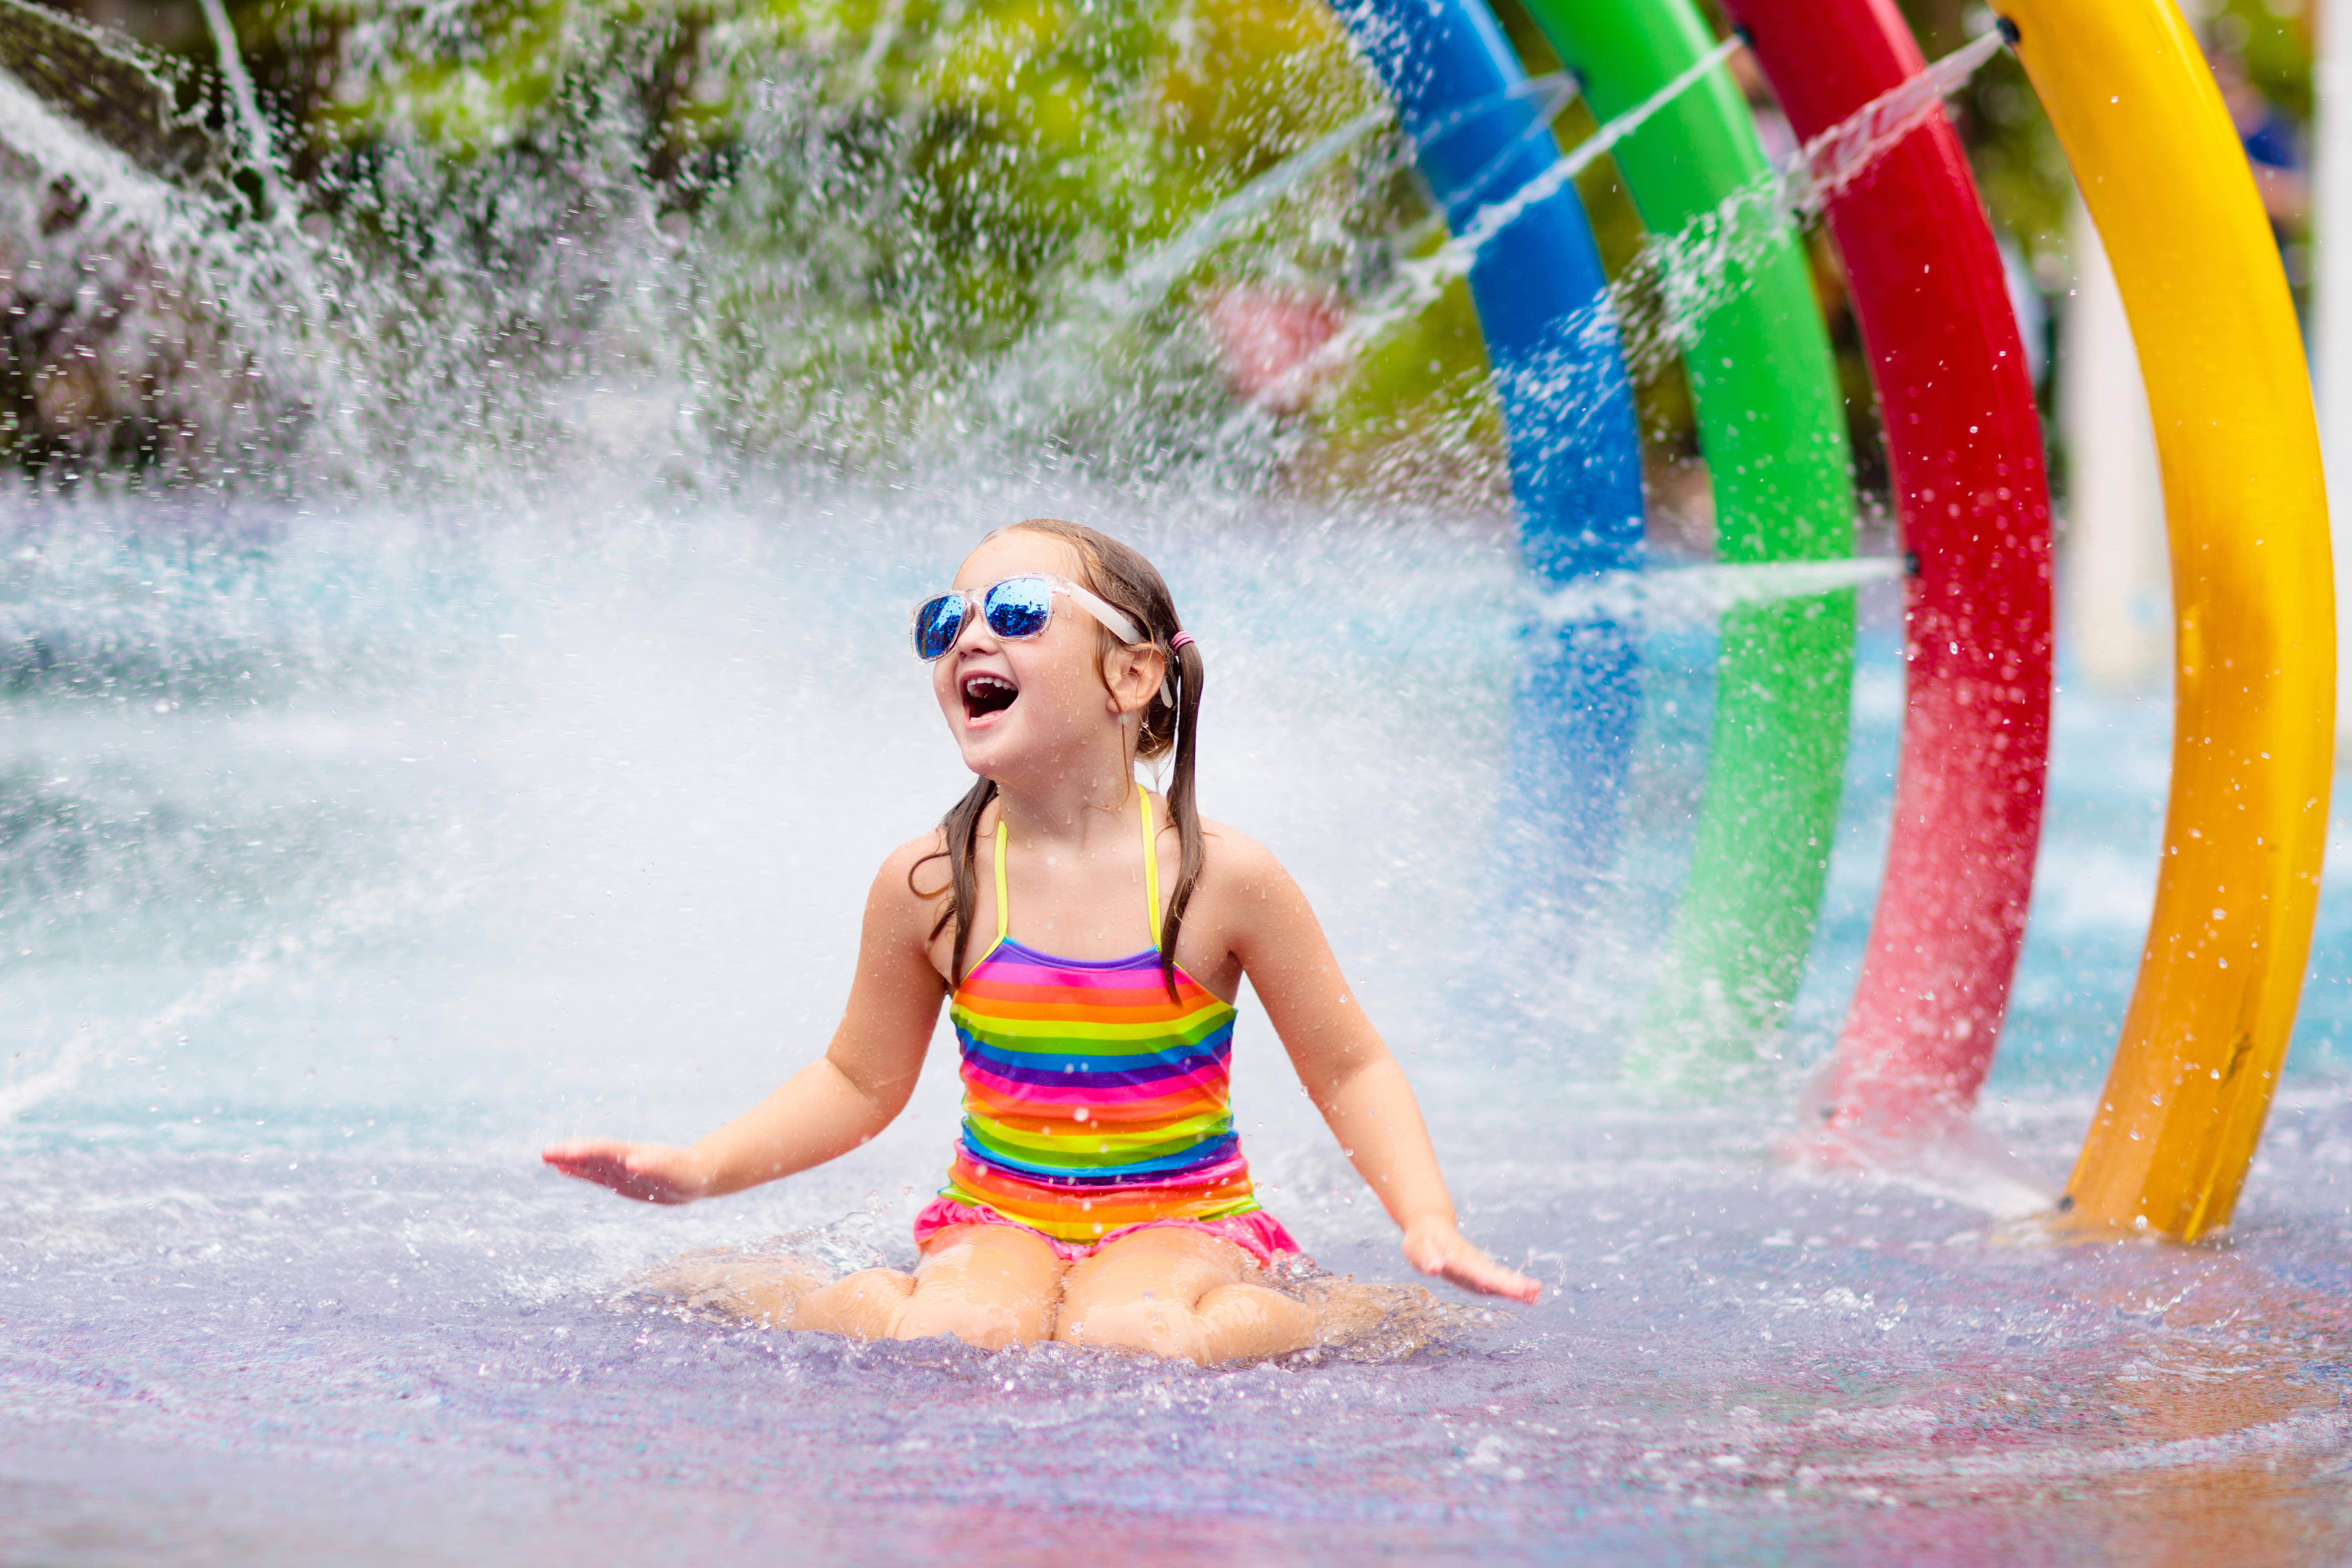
[1340,0,1647,915]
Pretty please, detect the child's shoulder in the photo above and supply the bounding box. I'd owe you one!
[867,827,956,908]
[1178,813,1321,956]
[1184,811,1295,894]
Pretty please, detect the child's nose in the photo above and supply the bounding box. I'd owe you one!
[953,608,997,654]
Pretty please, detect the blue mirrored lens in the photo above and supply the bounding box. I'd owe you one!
[983,577,1054,640]
[914,595,966,660]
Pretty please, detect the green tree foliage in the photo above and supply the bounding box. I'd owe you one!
[181,0,1515,477]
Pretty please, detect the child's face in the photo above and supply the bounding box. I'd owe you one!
[932,531,1129,786]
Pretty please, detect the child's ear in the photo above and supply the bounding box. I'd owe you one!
[1103,644,1165,714]
[1138,647,1169,709]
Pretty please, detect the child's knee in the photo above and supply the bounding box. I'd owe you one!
[1196,1282,1316,1360]
[789,1267,916,1338]
[1059,1282,1314,1364]
[792,1269,1049,1349]
[1054,1294,1204,1360]
[891,1291,1046,1350]
[650,1252,828,1323]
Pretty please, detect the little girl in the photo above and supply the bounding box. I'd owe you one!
[544,518,1537,1363]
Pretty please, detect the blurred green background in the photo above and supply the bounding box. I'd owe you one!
[8,0,2320,496]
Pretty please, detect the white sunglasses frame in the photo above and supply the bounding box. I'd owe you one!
[911,574,1145,657]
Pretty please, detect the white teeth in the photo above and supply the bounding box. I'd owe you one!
[962,673,1018,714]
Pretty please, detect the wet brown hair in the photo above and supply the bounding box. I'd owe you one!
[912,518,1205,1000]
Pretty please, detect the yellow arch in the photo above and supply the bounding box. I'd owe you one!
[1998,0,2334,1238]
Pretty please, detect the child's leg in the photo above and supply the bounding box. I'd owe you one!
[1054,1225,1316,1365]
[640,1247,830,1323]
[791,1223,1065,1350]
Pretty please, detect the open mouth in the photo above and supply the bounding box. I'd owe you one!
[962,672,1019,721]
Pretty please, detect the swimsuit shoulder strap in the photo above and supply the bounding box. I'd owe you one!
[991,814,1010,946]
[1138,783,1162,951]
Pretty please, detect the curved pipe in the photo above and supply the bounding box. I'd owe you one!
[1514,0,1859,1087]
[1717,0,2055,1144]
[1340,0,1649,915]
[1998,0,2333,1240]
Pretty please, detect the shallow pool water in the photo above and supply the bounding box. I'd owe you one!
[7,488,2352,1564]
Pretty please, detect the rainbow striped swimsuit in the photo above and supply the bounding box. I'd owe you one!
[937,790,1267,1245]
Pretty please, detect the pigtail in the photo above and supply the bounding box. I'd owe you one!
[1156,634,1205,1004]
[912,775,999,986]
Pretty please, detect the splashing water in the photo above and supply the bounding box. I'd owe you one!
[1263,27,2009,428]
[0,8,2348,1565]
[0,8,1988,500]
[0,493,2349,1564]
[1534,555,1902,630]
[1777,25,2011,219]
[1605,25,2012,379]
[1087,106,1395,322]
[191,0,285,219]
[0,861,474,1122]
[1247,35,1743,417]
[1091,69,1584,326]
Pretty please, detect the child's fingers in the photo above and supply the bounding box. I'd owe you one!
[1445,1251,1541,1303]
[541,1142,692,1202]
[542,1140,629,1171]
[542,1144,627,1178]
[1458,1247,1535,1294]
[1471,1261,1542,1304]
[1405,1229,1542,1303]
[550,1154,633,1188]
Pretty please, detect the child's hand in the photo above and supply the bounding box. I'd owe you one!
[1402,1218,1541,1304]
[541,1140,712,1205]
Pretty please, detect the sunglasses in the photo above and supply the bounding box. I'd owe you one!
[911,574,1143,661]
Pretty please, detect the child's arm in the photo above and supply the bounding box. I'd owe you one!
[1222,836,1540,1304]
[541,837,949,1204]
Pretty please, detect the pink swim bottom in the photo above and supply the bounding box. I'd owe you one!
[913,1197,1300,1269]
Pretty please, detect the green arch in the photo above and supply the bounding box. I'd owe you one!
[1518,0,1858,1085]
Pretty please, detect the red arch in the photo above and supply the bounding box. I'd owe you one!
[1720,0,2055,1146]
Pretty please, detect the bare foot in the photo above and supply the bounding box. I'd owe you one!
[638,1246,831,1323]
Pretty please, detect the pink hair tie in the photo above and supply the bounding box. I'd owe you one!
[1169,632,1195,651]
